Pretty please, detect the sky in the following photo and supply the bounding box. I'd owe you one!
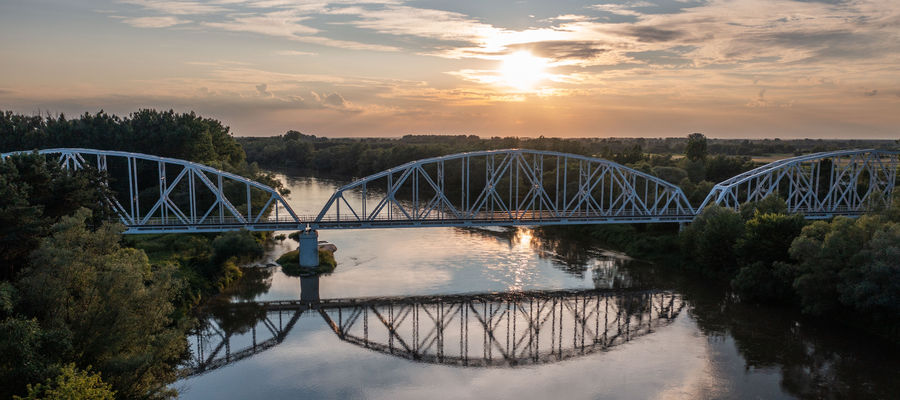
[1,0,898,139]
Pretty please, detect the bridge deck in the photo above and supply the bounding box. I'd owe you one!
[122,209,864,233]
[124,213,697,232]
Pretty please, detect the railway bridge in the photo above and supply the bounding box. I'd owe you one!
[2,148,897,267]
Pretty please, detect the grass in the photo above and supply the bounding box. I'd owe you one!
[277,248,337,276]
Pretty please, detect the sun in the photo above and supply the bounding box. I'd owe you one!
[498,51,548,91]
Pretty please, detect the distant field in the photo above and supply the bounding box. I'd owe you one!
[647,153,797,163]
[751,154,796,163]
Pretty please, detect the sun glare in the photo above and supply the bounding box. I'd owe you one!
[498,51,548,91]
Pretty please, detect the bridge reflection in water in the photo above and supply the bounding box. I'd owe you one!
[185,285,684,376]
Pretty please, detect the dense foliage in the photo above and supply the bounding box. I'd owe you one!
[0,110,270,398]
[1,110,243,167]
[680,196,900,341]
[1,211,185,399]
[15,364,115,400]
[0,153,112,279]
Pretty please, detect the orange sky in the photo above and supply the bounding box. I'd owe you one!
[1,0,899,138]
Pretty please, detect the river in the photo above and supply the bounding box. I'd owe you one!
[174,173,899,399]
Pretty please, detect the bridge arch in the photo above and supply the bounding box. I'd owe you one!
[0,148,299,232]
[315,149,695,228]
[699,149,899,217]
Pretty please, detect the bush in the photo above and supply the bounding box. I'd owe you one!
[680,205,745,277]
[15,364,114,400]
[211,230,264,265]
[730,211,806,303]
[278,248,337,276]
[651,166,688,184]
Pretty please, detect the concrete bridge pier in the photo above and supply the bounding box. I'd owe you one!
[298,228,319,268]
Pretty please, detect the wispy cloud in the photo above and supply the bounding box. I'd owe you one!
[276,50,317,56]
[203,11,318,38]
[121,15,188,28]
[119,0,228,15]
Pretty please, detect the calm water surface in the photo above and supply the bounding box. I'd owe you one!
[175,174,899,400]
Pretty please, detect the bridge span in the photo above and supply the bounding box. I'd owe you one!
[3,147,897,266]
[5,147,896,231]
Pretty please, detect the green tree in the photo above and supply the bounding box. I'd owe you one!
[731,212,806,302]
[838,222,900,318]
[15,364,115,400]
[17,210,185,399]
[0,317,70,399]
[650,166,688,184]
[680,205,745,276]
[789,217,870,315]
[0,153,112,279]
[685,132,708,162]
[283,130,302,141]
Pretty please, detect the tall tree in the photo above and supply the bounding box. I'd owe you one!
[685,132,708,161]
[17,210,186,399]
[0,154,112,279]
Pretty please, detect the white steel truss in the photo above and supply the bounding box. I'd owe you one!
[1,148,298,233]
[315,149,696,228]
[699,149,900,217]
[3,148,896,233]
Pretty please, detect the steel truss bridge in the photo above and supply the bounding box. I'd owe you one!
[184,288,684,376]
[2,148,897,233]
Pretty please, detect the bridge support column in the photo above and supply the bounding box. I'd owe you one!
[298,229,319,268]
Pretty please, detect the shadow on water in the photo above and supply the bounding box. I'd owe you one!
[185,284,684,376]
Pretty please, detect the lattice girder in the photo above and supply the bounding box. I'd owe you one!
[1,148,299,233]
[700,149,899,216]
[316,149,696,226]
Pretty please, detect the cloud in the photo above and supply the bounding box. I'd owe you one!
[322,93,345,107]
[507,41,610,62]
[204,11,318,39]
[202,10,398,51]
[276,50,317,56]
[118,0,228,15]
[330,5,500,43]
[622,26,685,43]
[256,83,272,97]
[121,16,188,28]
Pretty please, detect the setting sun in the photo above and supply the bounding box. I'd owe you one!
[498,51,548,91]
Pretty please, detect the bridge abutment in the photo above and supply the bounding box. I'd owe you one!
[298,229,319,268]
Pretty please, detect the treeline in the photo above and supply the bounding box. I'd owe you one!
[0,110,274,398]
[238,130,896,178]
[1,110,244,168]
[243,131,755,208]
